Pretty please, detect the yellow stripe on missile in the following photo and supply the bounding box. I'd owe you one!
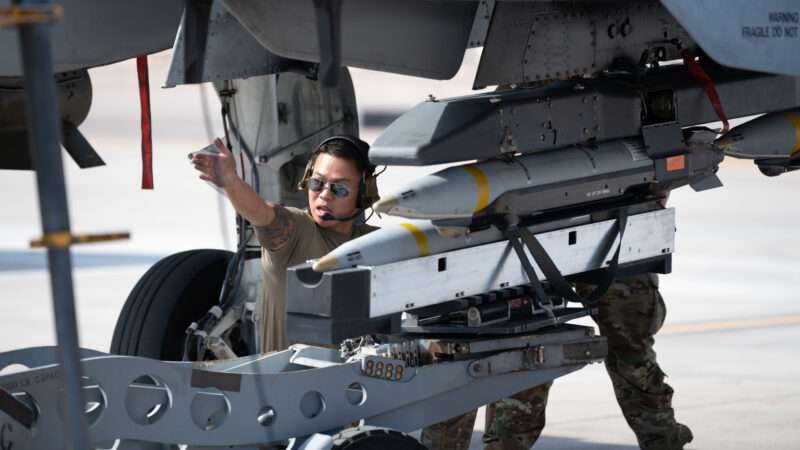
[786,111,800,157]
[400,222,430,257]
[463,165,490,212]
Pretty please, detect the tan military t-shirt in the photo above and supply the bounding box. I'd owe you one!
[255,207,376,352]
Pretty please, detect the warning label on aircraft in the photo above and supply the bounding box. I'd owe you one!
[742,12,799,39]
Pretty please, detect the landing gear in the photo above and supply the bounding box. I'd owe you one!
[331,427,426,450]
[110,249,233,360]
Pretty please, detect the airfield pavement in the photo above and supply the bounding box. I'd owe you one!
[1,50,799,449]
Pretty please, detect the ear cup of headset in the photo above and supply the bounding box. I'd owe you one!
[298,158,315,191]
[362,175,380,209]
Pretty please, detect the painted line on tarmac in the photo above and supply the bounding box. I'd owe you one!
[661,314,800,335]
[0,250,161,272]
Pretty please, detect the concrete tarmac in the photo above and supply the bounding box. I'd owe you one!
[1,51,798,449]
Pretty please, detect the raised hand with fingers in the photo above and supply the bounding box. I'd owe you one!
[192,138,237,188]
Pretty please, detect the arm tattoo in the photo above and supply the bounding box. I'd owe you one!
[262,206,296,250]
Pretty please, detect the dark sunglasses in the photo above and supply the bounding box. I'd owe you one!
[306,177,352,198]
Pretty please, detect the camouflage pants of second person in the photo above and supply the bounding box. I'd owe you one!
[420,383,552,450]
[420,274,693,450]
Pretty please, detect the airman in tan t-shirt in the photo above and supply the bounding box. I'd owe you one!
[255,207,375,351]
[192,136,378,353]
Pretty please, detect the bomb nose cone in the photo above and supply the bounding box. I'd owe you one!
[372,196,399,214]
[715,108,800,159]
[312,254,340,272]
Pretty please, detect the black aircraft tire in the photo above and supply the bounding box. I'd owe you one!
[331,426,427,450]
[110,249,233,360]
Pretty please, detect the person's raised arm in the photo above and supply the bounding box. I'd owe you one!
[191,138,286,231]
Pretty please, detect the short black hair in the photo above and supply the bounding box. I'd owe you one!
[315,138,374,177]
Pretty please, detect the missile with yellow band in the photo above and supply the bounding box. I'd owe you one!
[312,220,509,272]
[314,133,724,272]
[716,107,800,160]
[372,140,653,220]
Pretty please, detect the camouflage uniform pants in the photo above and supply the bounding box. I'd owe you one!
[420,274,692,450]
[585,273,693,450]
[420,383,551,450]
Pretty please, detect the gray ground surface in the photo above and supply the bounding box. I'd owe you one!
[1,51,798,449]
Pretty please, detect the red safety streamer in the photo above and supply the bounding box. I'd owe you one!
[681,51,730,134]
[136,55,154,189]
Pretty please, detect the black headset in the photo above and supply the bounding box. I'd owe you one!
[298,135,380,211]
